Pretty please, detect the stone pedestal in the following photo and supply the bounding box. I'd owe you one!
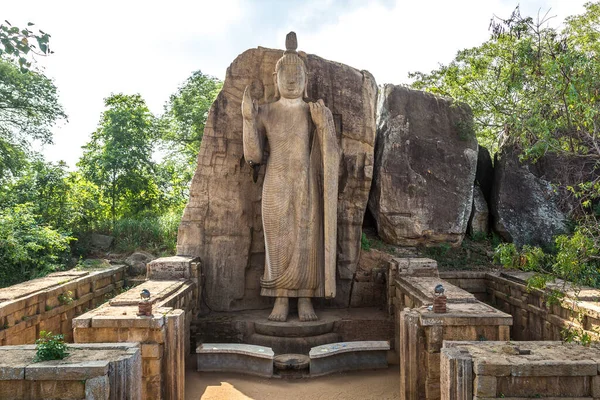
[247,316,341,355]
[400,304,512,400]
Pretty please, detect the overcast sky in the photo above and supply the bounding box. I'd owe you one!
[3,0,590,167]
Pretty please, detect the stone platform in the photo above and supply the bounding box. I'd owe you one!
[194,307,394,356]
[248,315,342,354]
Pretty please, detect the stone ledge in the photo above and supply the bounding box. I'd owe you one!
[197,343,274,359]
[309,340,389,377]
[309,340,390,359]
[197,343,274,378]
[0,343,140,382]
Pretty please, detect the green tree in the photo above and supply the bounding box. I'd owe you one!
[414,3,600,342]
[0,57,66,179]
[411,2,600,221]
[0,159,106,233]
[0,21,52,71]
[0,203,72,287]
[161,70,222,163]
[78,94,159,228]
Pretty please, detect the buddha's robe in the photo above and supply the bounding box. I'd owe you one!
[243,100,339,298]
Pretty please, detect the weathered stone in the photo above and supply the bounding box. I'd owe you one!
[369,85,478,247]
[146,256,197,281]
[177,45,377,312]
[196,343,274,377]
[90,233,114,250]
[491,147,568,247]
[468,186,489,236]
[125,251,156,277]
[309,341,389,377]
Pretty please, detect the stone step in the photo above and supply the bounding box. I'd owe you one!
[309,341,390,377]
[196,343,274,378]
[254,316,339,338]
[248,332,341,355]
[273,353,310,379]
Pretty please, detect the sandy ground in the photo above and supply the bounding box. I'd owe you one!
[185,366,400,400]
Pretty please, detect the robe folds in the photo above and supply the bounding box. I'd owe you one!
[243,100,339,298]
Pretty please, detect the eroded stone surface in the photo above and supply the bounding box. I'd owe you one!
[0,344,141,399]
[177,46,377,311]
[442,341,600,399]
[468,186,489,235]
[491,147,568,247]
[369,85,478,247]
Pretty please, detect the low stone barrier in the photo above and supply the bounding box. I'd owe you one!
[441,341,600,399]
[72,256,199,400]
[197,343,274,377]
[0,342,141,399]
[309,341,389,377]
[440,270,600,342]
[0,265,127,345]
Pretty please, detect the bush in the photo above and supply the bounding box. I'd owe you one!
[0,204,73,287]
[96,210,181,254]
[34,331,69,362]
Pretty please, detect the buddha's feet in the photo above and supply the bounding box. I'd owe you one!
[268,297,289,322]
[298,297,318,321]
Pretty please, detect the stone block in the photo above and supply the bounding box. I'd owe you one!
[146,256,198,280]
[85,375,110,400]
[197,343,274,378]
[473,375,496,397]
[309,341,389,377]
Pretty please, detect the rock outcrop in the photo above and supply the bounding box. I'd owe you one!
[468,186,489,236]
[491,148,568,248]
[177,47,377,311]
[368,85,478,247]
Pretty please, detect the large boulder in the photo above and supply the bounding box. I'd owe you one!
[491,148,569,248]
[368,85,478,247]
[177,47,377,311]
[468,186,489,236]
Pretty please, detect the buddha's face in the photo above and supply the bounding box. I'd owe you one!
[276,63,306,99]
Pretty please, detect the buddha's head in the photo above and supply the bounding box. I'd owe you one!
[274,32,308,99]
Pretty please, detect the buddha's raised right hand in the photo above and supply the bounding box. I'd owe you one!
[242,86,258,121]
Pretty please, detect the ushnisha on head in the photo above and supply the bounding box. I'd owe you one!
[274,32,308,99]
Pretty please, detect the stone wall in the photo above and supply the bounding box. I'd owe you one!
[0,342,141,399]
[441,341,600,399]
[440,270,600,342]
[73,257,199,400]
[0,266,127,346]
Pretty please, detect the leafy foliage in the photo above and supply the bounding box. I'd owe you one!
[34,331,68,362]
[0,59,66,179]
[161,70,222,163]
[0,204,73,287]
[0,21,52,71]
[78,94,159,226]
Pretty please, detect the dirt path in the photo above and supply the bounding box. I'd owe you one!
[185,366,400,400]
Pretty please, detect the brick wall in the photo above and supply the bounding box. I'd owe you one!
[0,266,127,345]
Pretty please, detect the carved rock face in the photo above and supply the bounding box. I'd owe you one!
[369,84,478,247]
[177,47,377,311]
